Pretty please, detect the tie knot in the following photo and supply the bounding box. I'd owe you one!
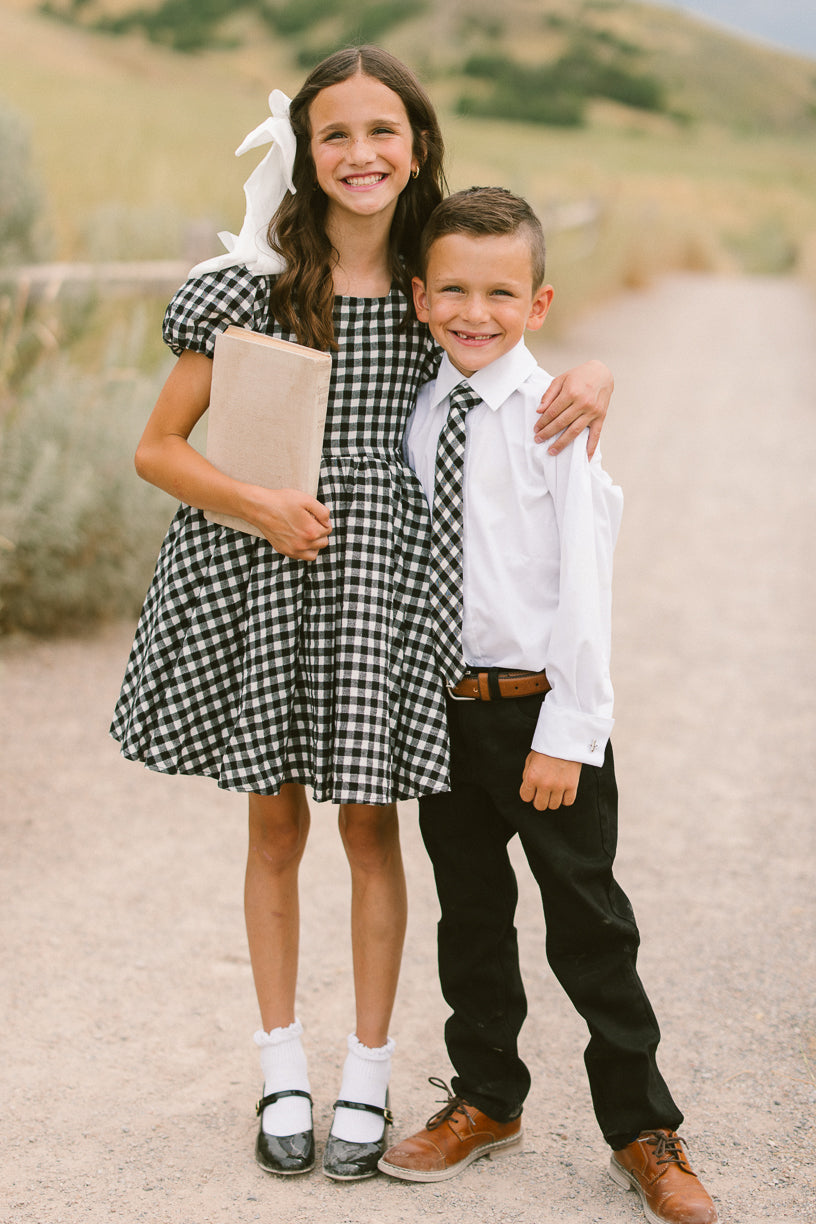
[448,383,481,415]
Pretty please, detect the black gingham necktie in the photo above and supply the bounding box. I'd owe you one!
[429,382,482,687]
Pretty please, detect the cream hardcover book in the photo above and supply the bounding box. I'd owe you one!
[204,325,332,536]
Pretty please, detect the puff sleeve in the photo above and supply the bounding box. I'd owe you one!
[162,267,274,358]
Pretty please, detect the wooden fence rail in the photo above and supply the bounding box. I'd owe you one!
[0,199,601,302]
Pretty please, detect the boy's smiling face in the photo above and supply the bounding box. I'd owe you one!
[412,232,554,377]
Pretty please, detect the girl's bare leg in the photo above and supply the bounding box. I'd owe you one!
[246,786,314,1156]
[323,801,405,1158]
[337,802,407,1048]
[245,784,311,1031]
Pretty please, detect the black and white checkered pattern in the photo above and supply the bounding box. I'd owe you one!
[111,269,449,804]
[429,383,481,686]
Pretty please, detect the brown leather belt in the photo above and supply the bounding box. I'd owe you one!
[447,669,550,701]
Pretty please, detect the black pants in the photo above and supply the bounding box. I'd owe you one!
[418,692,683,1150]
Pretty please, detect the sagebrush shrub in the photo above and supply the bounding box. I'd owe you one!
[0,350,173,635]
[0,99,48,265]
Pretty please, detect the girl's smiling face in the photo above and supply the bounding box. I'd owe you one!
[309,72,419,225]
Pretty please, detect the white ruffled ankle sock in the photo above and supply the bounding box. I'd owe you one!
[254,1019,312,1137]
[330,1033,394,1144]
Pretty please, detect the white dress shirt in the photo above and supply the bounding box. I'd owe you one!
[405,340,623,766]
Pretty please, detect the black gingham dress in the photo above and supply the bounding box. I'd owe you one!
[110,267,450,804]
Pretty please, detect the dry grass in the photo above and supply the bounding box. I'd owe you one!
[3,1,815,335]
[3,0,815,295]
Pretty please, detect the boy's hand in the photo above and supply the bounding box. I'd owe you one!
[520,752,582,810]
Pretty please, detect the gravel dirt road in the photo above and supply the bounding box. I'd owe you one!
[2,274,814,1224]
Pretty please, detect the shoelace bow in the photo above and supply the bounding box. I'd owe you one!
[424,1077,476,1132]
[643,1130,692,1170]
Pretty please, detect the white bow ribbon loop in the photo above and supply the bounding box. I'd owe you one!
[189,89,297,278]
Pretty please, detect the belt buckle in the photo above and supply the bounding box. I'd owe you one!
[446,684,477,702]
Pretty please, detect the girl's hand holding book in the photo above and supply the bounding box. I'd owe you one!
[241,485,332,560]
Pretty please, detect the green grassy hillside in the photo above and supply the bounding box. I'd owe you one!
[27,0,816,129]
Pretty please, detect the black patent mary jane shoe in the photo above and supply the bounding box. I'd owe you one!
[322,1096,393,1181]
[255,1089,315,1175]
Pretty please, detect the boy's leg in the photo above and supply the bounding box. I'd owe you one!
[377,699,528,1181]
[505,743,716,1222]
[418,777,530,1122]
[511,743,683,1148]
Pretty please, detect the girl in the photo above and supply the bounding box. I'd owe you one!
[111,46,613,1181]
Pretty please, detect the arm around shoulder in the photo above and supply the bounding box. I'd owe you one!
[534,359,613,457]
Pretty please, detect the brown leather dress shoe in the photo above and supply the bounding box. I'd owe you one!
[377,1079,522,1182]
[609,1129,718,1224]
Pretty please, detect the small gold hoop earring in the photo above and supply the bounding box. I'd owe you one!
[411,165,420,179]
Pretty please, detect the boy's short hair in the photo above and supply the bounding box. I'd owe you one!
[419,186,547,289]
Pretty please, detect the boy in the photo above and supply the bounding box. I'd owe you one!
[378,188,717,1224]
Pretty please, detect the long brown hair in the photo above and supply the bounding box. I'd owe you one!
[268,46,447,350]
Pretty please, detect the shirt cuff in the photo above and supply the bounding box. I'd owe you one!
[531,705,613,767]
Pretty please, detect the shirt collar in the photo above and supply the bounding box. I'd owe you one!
[430,340,538,412]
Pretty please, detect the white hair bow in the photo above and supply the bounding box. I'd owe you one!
[189,89,296,277]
